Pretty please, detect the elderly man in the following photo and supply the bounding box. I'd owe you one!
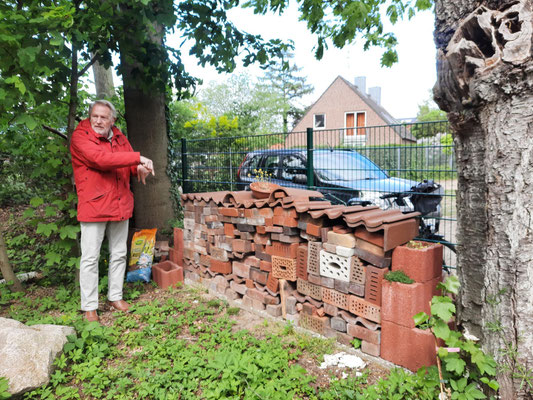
[70,100,154,322]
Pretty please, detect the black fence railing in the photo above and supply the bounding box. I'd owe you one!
[171,121,456,268]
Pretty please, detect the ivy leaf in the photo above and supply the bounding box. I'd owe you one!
[431,296,455,321]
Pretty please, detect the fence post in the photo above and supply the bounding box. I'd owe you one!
[306,127,314,189]
[181,138,188,194]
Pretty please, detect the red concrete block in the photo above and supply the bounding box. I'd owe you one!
[296,245,308,280]
[224,223,236,238]
[381,320,437,372]
[209,259,232,275]
[152,261,184,289]
[391,242,443,283]
[250,268,269,286]
[382,280,432,328]
[364,266,387,306]
[266,273,279,293]
[232,261,250,279]
[259,260,272,272]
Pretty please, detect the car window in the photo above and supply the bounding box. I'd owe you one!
[241,154,262,177]
[281,155,306,181]
[262,155,280,179]
[314,152,388,181]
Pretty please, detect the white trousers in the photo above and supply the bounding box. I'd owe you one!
[79,220,129,311]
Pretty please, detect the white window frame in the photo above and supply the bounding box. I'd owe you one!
[313,113,326,130]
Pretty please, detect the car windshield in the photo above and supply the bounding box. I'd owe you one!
[314,152,388,181]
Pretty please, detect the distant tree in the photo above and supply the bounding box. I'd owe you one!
[411,99,449,139]
[259,52,314,132]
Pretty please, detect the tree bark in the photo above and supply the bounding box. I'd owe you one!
[0,233,23,292]
[118,17,174,235]
[91,52,115,99]
[434,1,533,397]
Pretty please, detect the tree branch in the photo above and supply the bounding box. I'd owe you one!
[42,124,68,140]
[78,53,98,78]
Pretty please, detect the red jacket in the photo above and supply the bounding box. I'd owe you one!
[70,119,140,222]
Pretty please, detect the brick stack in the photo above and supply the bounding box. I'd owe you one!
[178,189,441,365]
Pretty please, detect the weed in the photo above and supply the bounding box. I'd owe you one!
[226,306,240,316]
[384,270,414,284]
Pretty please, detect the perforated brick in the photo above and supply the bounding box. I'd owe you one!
[307,242,322,275]
[271,255,297,281]
[299,313,329,335]
[350,257,366,285]
[297,278,322,300]
[319,250,351,282]
[296,245,308,280]
[364,266,387,306]
[322,287,349,310]
[349,296,381,323]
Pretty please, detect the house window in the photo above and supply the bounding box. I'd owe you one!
[314,114,326,129]
[346,112,366,136]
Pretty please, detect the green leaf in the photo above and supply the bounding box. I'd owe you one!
[433,318,451,340]
[30,197,44,207]
[464,383,486,399]
[59,225,79,240]
[36,222,58,237]
[23,208,35,218]
[431,296,455,321]
[440,275,460,295]
[444,355,466,375]
[413,311,429,326]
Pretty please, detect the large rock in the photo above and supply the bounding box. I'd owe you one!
[0,317,75,395]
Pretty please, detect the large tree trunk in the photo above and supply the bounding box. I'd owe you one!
[91,53,115,99]
[434,1,533,397]
[118,18,174,235]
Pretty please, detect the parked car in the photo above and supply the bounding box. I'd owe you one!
[236,149,423,209]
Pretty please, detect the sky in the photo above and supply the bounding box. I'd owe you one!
[170,4,438,120]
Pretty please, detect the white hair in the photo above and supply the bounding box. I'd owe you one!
[89,100,117,119]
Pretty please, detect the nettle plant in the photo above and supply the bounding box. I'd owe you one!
[414,276,499,400]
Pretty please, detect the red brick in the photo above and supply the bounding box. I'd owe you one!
[306,223,321,237]
[266,273,279,293]
[204,215,218,223]
[296,245,308,280]
[247,288,280,305]
[250,268,269,286]
[265,225,283,233]
[364,266,387,306]
[273,207,297,217]
[256,225,267,234]
[152,261,184,289]
[232,239,254,253]
[259,260,272,272]
[299,314,330,335]
[391,242,443,283]
[232,261,250,278]
[381,280,432,328]
[322,288,350,310]
[224,223,235,237]
[245,279,255,288]
[200,254,211,267]
[354,227,384,247]
[253,233,270,245]
[271,255,297,281]
[244,255,261,268]
[308,273,321,285]
[219,207,240,217]
[337,332,354,347]
[347,323,381,345]
[266,242,299,258]
[332,225,351,234]
[349,296,381,323]
[361,341,380,357]
[244,208,255,218]
[209,259,232,275]
[381,320,437,372]
[258,207,274,218]
[302,302,317,315]
[264,217,273,226]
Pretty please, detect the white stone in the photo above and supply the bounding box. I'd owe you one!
[319,250,351,282]
[0,317,75,396]
[319,352,366,370]
[336,246,356,257]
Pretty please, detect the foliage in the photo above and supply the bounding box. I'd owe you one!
[243,0,433,66]
[0,377,10,400]
[414,276,499,399]
[384,270,414,284]
[412,100,449,139]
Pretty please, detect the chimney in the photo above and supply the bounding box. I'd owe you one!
[354,76,366,94]
[368,86,381,105]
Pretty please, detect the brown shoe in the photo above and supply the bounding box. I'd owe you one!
[84,310,99,322]
[108,300,130,312]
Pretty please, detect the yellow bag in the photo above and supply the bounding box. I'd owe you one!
[128,228,157,271]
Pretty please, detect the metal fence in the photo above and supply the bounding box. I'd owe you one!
[172,121,456,268]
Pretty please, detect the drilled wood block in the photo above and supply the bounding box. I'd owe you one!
[322,287,349,311]
[297,278,322,300]
[364,266,387,306]
[349,296,381,323]
[350,257,366,285]
[299,313,329,335]
[296,245,308,280]
[307,242,322,275]
[271,255,297,281]
[319,250,351,282]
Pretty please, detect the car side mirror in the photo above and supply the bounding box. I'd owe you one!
[292,174,307,184]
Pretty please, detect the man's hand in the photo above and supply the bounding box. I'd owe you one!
[139,156,155,175]
[137,165,152,184]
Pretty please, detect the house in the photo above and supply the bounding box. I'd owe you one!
[285,76,416,147]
